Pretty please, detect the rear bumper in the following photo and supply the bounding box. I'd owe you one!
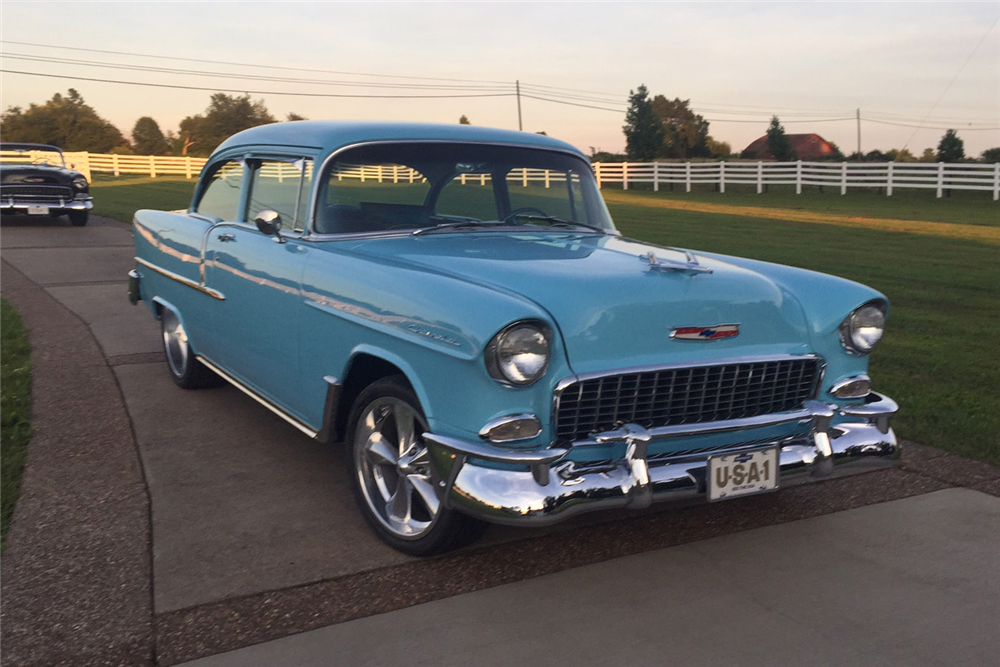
[1,197,93,212]
[424,392,899,526]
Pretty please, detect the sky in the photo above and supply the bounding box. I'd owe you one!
[1,1,998,156]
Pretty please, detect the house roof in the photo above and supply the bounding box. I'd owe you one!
[212,121,583,160]
[742,133,836,159]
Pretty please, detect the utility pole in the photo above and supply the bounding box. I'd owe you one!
[856,108,861,158]
[516,80,523,131]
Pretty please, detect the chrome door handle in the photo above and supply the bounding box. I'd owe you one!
[217,233,236,242]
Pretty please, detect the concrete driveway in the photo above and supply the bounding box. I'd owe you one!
[2,213,998,666]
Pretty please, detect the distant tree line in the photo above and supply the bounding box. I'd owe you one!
[620,85,996,164]
[1,89,306,157]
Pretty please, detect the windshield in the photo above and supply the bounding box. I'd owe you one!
[315,143,616,235]
[0,145,66,167]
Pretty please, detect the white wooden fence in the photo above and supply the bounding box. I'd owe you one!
[3,150,997,200]
[594,161,1000,200]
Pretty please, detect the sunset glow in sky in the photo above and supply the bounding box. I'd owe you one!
[2,1,998,156]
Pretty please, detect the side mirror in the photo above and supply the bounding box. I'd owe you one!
[254,210,285,243]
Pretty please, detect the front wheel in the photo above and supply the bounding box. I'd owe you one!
[68,210,89,226]
[347,376,487,556]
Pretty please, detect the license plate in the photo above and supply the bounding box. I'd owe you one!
[26,205,50,216]
[708,447,779,501]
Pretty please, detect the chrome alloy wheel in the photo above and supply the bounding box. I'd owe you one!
[353,397,442,540]
[161,309,190,378]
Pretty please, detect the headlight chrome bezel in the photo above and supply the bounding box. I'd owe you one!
[71,176,89,190]
[839,301,887,355]
[484,320,551,386]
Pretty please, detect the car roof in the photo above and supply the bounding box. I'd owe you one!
[0,142,64,153]
[212,120,586,160]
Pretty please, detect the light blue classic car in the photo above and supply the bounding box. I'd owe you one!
[129,121,898,555]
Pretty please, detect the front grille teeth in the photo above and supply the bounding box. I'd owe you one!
[555,358,821,444]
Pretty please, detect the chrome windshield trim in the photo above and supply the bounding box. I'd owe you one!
[308,139,606,239]
[134,257,225,300]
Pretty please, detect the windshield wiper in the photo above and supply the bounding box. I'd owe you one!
[506,213,610,235]
[412,219,508,236]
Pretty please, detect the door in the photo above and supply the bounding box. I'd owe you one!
[203,157,314,418]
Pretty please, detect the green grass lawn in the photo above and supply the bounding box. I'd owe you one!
[91,174,196,223]
[89,176,999,464]
[1,299,32,549]
[605,183,999,226]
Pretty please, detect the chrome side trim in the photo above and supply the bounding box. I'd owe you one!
[134,257,226,300]
[195,355,318,439]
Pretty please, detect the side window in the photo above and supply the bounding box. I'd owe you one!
[247,158,313,232]
[436,172,498,221]
[196,160,245,220]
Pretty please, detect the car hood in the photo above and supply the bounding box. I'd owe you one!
[0,163,80,184]
[347,232,817,374]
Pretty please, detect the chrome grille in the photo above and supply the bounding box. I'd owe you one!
[555,357,821,443]
[1,184,73,199]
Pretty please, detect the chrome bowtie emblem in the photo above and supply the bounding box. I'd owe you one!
[670,324,740,340]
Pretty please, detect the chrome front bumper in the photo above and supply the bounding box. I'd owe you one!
[0,197,93,211]
[424,392,899,526]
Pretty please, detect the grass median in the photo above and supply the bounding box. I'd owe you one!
[1,298,32,549]
[89,176,999,464]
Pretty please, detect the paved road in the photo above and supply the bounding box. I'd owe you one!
[2,212,998,666]
[180,489,1000,667]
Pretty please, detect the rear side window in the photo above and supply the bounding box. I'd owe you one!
[247,158,313,232]
[197,160,245,220]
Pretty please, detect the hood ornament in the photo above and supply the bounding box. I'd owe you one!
[641,249,712,274]
[670,324,740,340]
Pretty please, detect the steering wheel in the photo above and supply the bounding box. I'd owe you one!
[504,206,548,224]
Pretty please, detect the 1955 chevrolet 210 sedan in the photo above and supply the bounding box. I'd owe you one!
[129,121,899,555]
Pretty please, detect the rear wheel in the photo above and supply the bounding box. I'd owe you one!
[68,210,89,226]
[347,376,487,556]
[160,308,219,389]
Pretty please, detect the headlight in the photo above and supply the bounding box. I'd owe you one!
[839,302,886,354]
[72,176,88,190]
[485,321,551,386]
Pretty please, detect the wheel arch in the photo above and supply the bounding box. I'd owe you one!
[330,346,430,444]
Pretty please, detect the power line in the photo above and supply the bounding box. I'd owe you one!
[0,69,518,99]
[865,117,1000,131]
[0,39,513,85]
[0,52,514,92]
[901,16,1000,149]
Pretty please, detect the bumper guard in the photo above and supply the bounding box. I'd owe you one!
[423,392,899,526]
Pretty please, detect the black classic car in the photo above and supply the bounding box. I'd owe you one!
[0,143,93,226]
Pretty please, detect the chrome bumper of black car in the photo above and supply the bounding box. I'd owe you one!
[424,392,899,526]
[1,196,93,211]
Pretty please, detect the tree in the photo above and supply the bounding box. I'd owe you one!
[766,116,794,161]
[706,138,731,158]
[981,147,1000,163]
[131,116,168,154]
[0,89,128,152]
[458,115,470,125]
[937,129,964,162]
[650,96,710,158]
[919,148,937,162]
[885,148,916,162]
[622,85,664,161]
[286,112,307,121]
[177,93,276,156]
